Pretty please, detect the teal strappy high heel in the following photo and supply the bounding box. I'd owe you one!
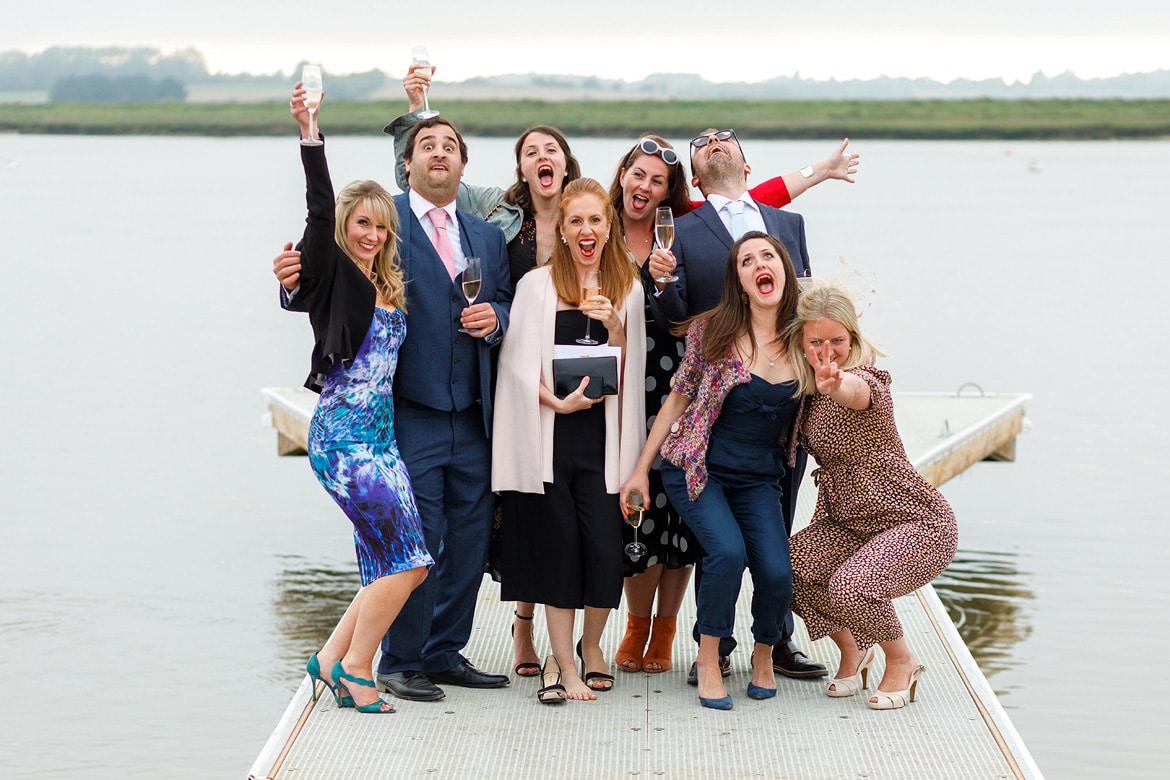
[332,660,396,714]
[306,653,353,708]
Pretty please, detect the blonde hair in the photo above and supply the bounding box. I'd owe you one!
[784,276,885,396]
[549,178,637,307]
[335,180,407,311]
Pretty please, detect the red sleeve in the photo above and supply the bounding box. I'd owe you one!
[747,176,792,208]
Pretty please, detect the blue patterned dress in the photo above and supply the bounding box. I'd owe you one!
[308,307,433,585]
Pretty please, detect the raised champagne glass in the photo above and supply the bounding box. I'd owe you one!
[301,64,323,146]
[625,490,648,561]
[411,46,439,119]
[654,207,677,282]
[577,269,601,346]
[459,256,482,334]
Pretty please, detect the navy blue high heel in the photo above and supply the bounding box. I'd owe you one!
[747,682,777,700]
[695,659,734,709]
[306,653,353,708]
[332,660,396,714]
[699,694,734,710]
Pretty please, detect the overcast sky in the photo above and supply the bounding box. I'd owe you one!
[6,1,1168,83]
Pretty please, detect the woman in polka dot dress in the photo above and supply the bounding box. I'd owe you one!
[784,277,957,710]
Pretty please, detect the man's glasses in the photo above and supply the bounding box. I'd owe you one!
[635,138,680,166]
[690,129,740,151]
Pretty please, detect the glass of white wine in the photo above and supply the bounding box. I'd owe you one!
[459,256,482,334]
[301,64,324,146]
[577,269,601,346]
[624,490,648,561]
[411,46,439,119]
[654,207,677,282]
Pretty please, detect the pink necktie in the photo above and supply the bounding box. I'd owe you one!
[426,208,457,281]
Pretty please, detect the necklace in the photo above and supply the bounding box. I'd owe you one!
[753,333,783,367]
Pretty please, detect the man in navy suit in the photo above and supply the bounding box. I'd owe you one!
[278,117,514,701]
[657,128,826,683]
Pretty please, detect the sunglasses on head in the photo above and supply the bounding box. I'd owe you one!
[635,138,680,166]
[690,129,739,149]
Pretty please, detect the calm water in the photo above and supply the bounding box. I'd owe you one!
[1,134,1167,778]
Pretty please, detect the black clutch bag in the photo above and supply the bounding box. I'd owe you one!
[552,356,619,399]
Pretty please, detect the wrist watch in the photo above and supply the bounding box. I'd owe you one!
[799,165,815,179]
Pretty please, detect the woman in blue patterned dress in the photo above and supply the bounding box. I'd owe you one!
[290,85,431,715]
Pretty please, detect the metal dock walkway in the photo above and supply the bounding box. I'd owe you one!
[250,388,1039,780]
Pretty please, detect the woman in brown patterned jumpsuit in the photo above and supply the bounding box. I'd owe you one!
[784,277,957,710]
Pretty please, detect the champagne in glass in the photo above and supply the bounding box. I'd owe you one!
[654,207,677,282]
[577,269,600,346]
[411,46,439,119]
[624,490,648,561]
[459,256,483,334]
[301,64,324,146]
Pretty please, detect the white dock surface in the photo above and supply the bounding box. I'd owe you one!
[251,389,1039,780]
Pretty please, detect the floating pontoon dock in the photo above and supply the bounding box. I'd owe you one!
[250,387,1039,780]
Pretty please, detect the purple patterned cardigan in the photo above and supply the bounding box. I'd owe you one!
[660,319,801,500]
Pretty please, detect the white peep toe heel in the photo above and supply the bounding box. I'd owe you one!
[826,646,877,698]
[868,664,926,710]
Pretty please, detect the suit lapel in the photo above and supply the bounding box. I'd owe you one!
[759,204,781,236]
[696,202,732,250]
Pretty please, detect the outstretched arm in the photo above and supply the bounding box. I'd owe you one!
[748,138,860,208]
[806,340,871,410]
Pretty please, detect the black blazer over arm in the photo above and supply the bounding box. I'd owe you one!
[298,141,376,392]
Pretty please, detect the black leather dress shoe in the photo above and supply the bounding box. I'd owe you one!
[378,671,446,701]
[686,656,732,686]
[772,639,828,679]
[428,660,510,689]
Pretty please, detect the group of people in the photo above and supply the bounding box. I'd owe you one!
[274,65,957,715]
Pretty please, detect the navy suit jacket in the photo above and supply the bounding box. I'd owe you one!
[657,200,811,325]
[392,192,512,438]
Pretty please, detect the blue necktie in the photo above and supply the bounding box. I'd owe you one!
[726,200,748,240]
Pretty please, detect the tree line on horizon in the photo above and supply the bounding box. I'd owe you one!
[4,45,1170,103]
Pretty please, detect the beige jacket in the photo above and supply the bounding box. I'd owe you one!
[492,266,646,494]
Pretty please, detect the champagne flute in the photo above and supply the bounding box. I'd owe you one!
[301,64,324,146]
[624,490,648,561]
[411,46,440,119]
[654,207,677,282]
[458,256,482,334]
[577,269,601,346]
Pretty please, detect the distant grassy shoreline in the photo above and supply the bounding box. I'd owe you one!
[3,98,1169,140]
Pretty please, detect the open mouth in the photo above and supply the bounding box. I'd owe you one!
[631,194,649,212]
[578,238,598,258]
[754,272,775,294]
[538,164,555,188]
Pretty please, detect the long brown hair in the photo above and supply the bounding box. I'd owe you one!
[549,178,638,307]
[678,231,798,364]
[606,134,693,233]
[502,125,582,211]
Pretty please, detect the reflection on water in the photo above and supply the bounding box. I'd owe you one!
[271,555,360,671]
[934,549,1034,691]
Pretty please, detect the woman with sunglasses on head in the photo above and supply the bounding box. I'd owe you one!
[605,134,859,677]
